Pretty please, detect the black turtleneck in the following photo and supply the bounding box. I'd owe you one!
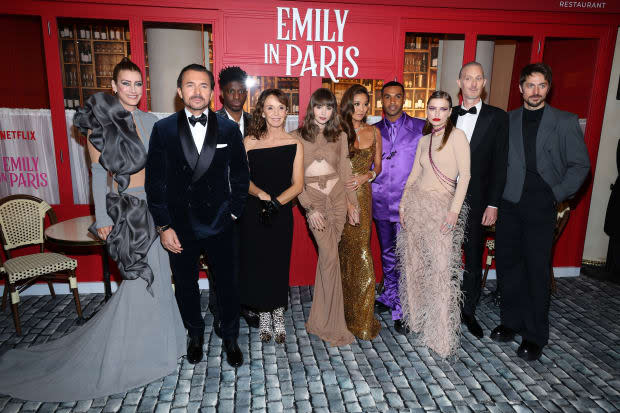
[522,106,552,196]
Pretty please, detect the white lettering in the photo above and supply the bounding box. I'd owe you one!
[314,9,321,42]
[301,45,318,76]
[277,7,290,40]
[320,46,337,82]
[292,8,313,41]
[286,44,303,76]
[337,45,344,78]
[323,9,335,42]
[269,43,279,64]
[344,46,359,78]
[334,10,349,43]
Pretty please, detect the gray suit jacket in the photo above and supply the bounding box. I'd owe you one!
[215,107,252,137]
[502,105,590,203]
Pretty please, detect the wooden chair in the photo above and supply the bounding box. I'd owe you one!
[0,195,83,335]
[481,201,571,294]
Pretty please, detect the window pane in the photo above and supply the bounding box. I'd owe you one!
[404,33,465,118]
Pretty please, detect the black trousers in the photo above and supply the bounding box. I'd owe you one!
[495,191,556,346]
[207,221,241,322]
[169,223,240,339]
[462,204,485,316]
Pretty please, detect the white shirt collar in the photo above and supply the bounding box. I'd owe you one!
[224,108,244,134]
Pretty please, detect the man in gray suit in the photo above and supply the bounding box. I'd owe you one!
[491,63,590,361]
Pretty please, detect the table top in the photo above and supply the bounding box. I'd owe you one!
[45,215,105,247]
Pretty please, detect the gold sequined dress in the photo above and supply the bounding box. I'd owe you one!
[339,131,381,340]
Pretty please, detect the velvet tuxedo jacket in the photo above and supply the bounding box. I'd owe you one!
[502,104,590,204]
[145,109,250,241]
[450,102,509,213]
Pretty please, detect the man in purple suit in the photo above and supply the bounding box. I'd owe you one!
[372,81,425,334]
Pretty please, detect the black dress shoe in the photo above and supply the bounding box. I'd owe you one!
[394,319,410,335]
[223,339,243,368]
[461,313,484,339]
[213,319,222,338]
[490,325,516,342]
[517,340,543,361]
[374,300,391,313]
[241,308,259,329]
[186,335,204,364]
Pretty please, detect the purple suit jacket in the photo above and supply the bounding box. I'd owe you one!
[371,113,425,222]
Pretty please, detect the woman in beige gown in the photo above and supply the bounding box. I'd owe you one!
[397,90,471,358]
[338,84,382,340]
[293,88,359,346]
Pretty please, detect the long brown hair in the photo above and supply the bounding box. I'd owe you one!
[247,88,289,139]
[340,84,370,156]
[422,90,454,151]
[300,88,342,143]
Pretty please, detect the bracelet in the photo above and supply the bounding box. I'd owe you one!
[368,170,377,182]
[156,224,170,234]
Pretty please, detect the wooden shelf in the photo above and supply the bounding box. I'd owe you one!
[403,34,439,117]
[58,19,130,109]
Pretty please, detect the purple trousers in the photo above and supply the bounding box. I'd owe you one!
[375,219,402,320]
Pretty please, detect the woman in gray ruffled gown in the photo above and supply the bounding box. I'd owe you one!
[0,58,186,402]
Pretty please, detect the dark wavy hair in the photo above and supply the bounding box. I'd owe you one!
[247,88,289,139]
[422,90,454,151]
[112,57,142,83]
[340,84,370,157]
[300,88,342,143]
[519,62,552,86]
[176,63,215,89]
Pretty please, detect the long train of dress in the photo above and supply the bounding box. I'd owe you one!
[0,189,186,402]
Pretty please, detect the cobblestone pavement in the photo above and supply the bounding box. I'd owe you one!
[1,276,619,412]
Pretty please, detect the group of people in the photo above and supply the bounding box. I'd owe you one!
[0,56,590,402]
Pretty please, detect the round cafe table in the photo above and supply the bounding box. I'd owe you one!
[44,215,112,299]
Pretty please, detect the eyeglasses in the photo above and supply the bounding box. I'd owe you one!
[382,150,397,160]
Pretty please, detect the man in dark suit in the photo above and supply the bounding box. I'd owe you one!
[209,66,258,332]
[146,64,250,367]
[449,62,508,339]
[215,66,252,137]
[492,63,590,361]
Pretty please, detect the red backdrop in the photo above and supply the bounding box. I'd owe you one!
[0,1,618,286]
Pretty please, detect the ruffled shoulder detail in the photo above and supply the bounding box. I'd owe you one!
[74,93,147,193]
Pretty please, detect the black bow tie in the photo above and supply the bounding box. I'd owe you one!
[456,106,477,116]
[188,113,207,127]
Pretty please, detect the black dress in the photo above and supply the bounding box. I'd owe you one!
[240,144,297,311]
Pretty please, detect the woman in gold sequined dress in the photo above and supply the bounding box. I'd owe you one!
[338,85,383,340]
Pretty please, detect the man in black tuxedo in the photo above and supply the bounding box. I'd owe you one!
[146,64,249,367]
[450,62,508,339]
[492,63,590,361]
[208,66,258,333]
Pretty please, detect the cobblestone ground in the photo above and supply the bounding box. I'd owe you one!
[0,276,618,412]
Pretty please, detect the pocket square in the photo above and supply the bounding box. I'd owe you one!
[216,143,228,148]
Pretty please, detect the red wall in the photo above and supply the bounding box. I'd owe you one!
[0,15,49,109]
[543,38,597,118]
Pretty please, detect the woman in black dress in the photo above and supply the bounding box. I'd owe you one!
[240,88,304,343]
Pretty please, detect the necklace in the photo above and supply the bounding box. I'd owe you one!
[432,124,446,136]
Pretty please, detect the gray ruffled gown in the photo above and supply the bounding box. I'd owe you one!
[0,94,186,402]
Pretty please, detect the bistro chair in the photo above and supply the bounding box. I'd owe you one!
[481,201,571,295]
[0,195,83,335]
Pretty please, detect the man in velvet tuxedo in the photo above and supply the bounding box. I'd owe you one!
[449,62,508,339]
[146,64,249,367]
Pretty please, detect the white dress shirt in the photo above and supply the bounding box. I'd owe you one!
[455,100,483,143]
[224,108,244,136]
[184,108,208,154]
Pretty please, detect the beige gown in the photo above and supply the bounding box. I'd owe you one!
[397,128,471,358]
[294,130,357,346]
